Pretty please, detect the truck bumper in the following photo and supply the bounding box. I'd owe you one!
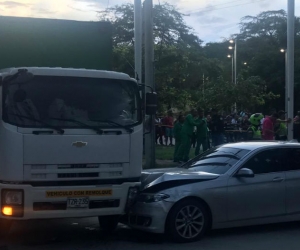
[0,182,140,220]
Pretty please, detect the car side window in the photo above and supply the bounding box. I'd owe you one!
[242,149,286,174]
[286,148,300,171]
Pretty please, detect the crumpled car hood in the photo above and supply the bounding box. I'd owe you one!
[141,167,220,192]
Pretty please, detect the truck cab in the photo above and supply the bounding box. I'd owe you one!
[0,67,143,233]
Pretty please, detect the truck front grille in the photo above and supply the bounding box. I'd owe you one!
[24,163,125,181]
[58,173,99,178]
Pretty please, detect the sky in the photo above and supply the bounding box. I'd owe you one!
[0,0,299,43]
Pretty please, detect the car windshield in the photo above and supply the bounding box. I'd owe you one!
[183,147,250,175]
[3,75,141,129]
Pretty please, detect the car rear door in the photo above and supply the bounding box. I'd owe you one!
[227,148,286,221]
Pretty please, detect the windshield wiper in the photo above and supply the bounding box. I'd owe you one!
[90,119,133,133]
[47,117,104,135]
[7,114,64,134]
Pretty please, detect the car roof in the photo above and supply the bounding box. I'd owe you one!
[221,141,300,151]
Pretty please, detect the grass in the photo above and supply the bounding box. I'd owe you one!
[155,144,195,160]
[143,145,197,169]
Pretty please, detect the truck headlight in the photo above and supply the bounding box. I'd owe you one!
[137,193,170,203]
[1,189,24,217]
[3,191,23,205]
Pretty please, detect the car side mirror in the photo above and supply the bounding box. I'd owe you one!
[236,168,254,178]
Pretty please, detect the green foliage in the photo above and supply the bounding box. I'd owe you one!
[101,4,297,113]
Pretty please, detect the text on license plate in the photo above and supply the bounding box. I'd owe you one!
[46,189,112,198]
[67,197,89,208]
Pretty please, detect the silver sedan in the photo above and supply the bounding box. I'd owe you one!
[128,141,300,243]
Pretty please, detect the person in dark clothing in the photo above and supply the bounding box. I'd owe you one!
[241,114,251,141]
[155,114,163,145]
[195,108,208,155]
[209,108,224,147]
[173,114,184,162]
[224,115,234,142]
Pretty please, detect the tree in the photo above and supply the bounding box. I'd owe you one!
[100,5,295,113]
[99,3,222,111]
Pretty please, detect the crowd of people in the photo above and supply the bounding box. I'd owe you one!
[155,108,298,163]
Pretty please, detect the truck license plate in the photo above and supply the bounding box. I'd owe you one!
[67,197,89,208]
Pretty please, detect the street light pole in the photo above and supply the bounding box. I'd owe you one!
[234,39,237,86]
[227,54,234,83]
[232,55,234,84]
[287,0,295,140]
[229,39,237,112]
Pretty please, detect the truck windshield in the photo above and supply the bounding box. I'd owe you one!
[3,75,141,128]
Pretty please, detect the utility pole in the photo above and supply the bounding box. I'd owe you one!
[234,39,237,113]
[134,0,142,84]
[144,0,155,169]
[287,0,294,140]
[285,50,288,117]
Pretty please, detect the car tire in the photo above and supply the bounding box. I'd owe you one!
[0,219,12,238]
[98,215,119,233]
[166,198,209,243]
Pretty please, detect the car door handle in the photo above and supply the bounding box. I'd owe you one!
[272,177,284,182]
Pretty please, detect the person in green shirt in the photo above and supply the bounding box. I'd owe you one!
[195,108,208,156]
[177,109,201,162]
[173,114,184,162]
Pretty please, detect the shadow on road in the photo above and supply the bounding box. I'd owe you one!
[0,218,300,248]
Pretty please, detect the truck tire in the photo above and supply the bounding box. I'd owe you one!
[98,215,119,233]
[0,219,12,238]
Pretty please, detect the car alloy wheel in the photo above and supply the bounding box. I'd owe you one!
[166,198,209,243]
[175,205,204,239]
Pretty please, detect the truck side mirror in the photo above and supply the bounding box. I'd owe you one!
[146,92,157,115]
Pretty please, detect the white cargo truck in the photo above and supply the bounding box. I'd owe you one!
[0,67,152,234]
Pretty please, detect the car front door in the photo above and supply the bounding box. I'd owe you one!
[227,148,286,221]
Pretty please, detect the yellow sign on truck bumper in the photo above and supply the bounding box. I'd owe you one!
[46,189,112,198]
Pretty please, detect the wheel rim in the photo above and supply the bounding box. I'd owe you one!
[175,205,204,239]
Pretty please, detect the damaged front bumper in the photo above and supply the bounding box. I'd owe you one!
[126,200,174,234]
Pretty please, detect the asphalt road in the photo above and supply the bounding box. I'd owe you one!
[0,218,300,250]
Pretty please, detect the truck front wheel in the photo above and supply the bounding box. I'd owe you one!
[98,215,119,233]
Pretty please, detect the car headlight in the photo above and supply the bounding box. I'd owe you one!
[3,190,23,205]
[137,193,170,203]
[125,187,140,211]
